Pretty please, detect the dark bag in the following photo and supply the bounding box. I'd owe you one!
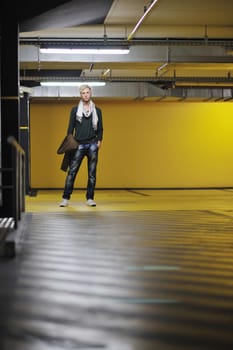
[57,134,78,154]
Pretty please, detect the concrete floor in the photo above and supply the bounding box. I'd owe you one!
[1,189,233,350]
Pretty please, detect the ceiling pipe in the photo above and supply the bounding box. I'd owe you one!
[127,0,160,41]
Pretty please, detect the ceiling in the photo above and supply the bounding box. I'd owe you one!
[17,0,233,101]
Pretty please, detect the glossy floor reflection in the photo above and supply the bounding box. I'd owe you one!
[1,189,233,350]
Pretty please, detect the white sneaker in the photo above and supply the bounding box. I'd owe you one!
[86,199,96,207]
[59,199,69,207]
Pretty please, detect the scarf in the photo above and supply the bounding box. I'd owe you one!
[76,100,98,130]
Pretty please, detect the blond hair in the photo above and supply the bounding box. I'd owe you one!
[79,84,92,94]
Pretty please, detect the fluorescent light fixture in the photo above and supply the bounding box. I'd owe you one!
[40,48,130,55]
[40,81,106,87]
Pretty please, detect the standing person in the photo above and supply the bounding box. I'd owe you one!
[59,84,103,207]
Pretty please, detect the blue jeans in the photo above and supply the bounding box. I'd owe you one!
[62,142,98,200]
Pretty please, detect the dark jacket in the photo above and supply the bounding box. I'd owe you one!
[57,134,78,172]
[57,134,78,154]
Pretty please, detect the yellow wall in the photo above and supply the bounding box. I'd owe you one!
[30,99,233,188]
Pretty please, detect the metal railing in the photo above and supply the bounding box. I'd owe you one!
[0,136,26,229]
